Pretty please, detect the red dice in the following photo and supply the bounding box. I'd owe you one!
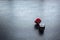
[35,18,41,24]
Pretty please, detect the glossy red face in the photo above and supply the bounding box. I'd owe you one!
[35,18,41,24]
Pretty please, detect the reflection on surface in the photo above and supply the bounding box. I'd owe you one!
[34,23,45,35]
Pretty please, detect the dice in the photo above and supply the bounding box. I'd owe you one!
[39,23,45,34]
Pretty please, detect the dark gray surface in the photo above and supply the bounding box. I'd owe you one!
[0,0,60,40]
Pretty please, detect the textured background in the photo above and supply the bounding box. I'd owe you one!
[0,0,60,40]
